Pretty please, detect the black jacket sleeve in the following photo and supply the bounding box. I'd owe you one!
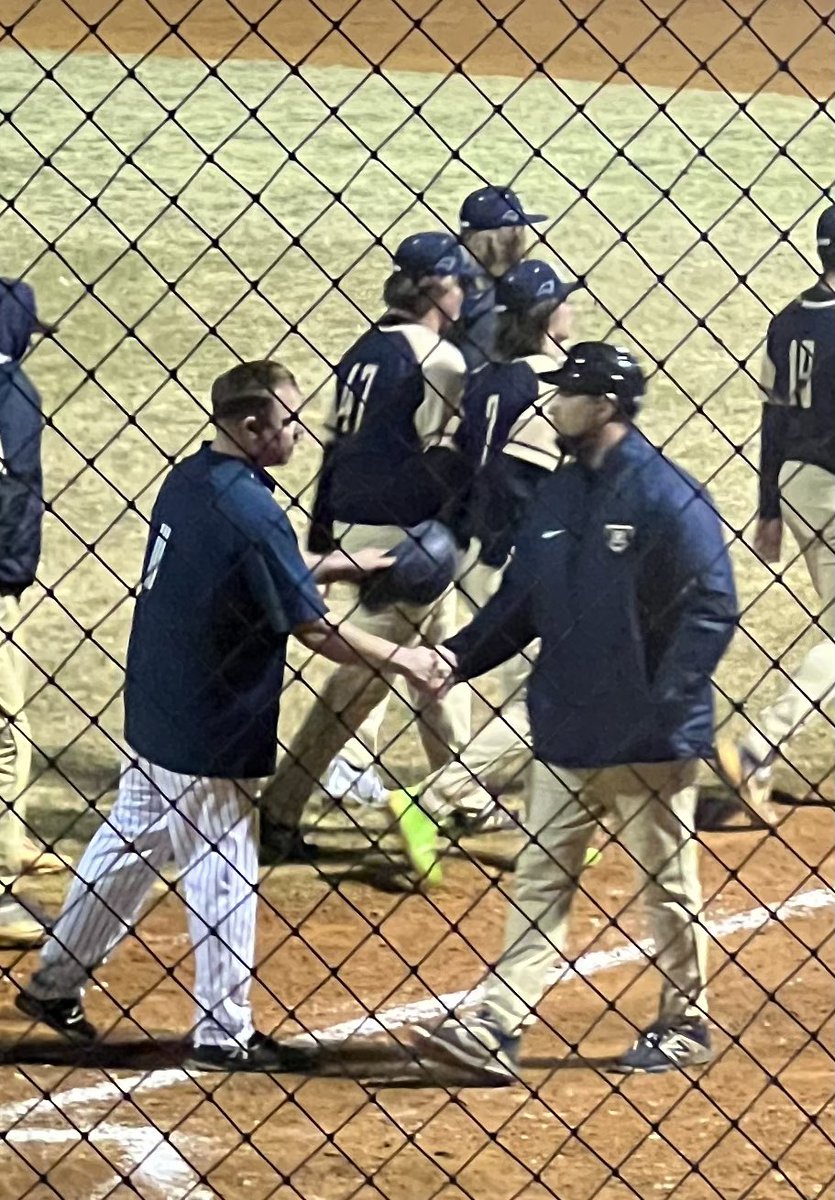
[0,367,44,595]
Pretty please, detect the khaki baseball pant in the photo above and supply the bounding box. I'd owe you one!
[261,523,471,834]
[483,757,707,1035]
[750,462,835,761]
[0,596,33,883]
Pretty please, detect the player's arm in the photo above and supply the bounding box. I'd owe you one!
[303,546,394,585]
[755,330,788,562]
[649,486,738,712]
[246,516,447,695]
[293,618,449,695]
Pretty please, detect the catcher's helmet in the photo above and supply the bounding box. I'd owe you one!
[358,520,462,611]
[540,342,647,417]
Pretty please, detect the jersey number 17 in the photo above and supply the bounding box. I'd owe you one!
[335,363,379,435]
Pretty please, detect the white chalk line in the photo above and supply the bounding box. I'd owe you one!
[1,885,832,1195]
[301,885,835,1042]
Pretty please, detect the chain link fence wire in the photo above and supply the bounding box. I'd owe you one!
[1,0,833,1197]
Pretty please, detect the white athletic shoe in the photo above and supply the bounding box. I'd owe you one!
[322,757,388,808]
[715,738,778,825]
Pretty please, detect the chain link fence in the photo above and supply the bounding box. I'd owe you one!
[1,0,833,1197]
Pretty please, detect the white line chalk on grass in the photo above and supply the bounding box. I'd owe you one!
[1,884,832,1193]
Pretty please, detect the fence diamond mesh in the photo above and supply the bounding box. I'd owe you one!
[0,1,833,1198]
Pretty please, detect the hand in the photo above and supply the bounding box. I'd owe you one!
[393,646,455,698]
[753,518,783,564]
[325,547,395,583]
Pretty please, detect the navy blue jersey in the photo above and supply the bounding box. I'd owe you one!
[455,354,561,566]
[125,444,326,779]
[758,281,835,517]
[446,427,737,767]
[311,316,466,535]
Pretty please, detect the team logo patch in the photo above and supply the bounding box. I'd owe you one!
[604,524,635,553]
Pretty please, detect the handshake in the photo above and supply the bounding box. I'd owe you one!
[390,643,458,699]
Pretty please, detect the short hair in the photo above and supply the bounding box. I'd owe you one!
[461,226,529,278]
[382,271,454,318]
[211,360,298,426]
[494,299,562,360]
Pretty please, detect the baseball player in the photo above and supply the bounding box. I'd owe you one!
[15,360,449,1069]
[320,188,548,810]
[0,279,63,951]
[381,260,579,883]
[450,185,548,370]
[260,232,475,865]
[718,204,835,813]
[407,343,738,1081]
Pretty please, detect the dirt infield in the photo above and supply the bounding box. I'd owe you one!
[3,0,831,96]
[2,809,833,1199]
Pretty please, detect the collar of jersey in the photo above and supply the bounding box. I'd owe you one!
[200,441,277,492]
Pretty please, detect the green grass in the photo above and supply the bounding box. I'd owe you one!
[0,47,830,849]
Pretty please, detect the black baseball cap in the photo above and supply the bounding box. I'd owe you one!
[459,186,548,232]
[539,342,646,413]
[394,232,479,280]
[816,204,835,252]
[495,261,580,312]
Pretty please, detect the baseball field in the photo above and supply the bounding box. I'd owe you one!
[1,0,833,1196]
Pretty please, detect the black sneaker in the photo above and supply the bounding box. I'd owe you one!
[185,1031,317,1073]
[15,990,97,1044]
[608,1018,713,1075]
[260,829,320,866]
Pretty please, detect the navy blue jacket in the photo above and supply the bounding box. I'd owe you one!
[0,281,44,595]
[446,428,738,767]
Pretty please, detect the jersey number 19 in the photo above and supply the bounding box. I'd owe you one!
[788,339,815,409]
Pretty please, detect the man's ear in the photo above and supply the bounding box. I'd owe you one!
[240,414,260,439]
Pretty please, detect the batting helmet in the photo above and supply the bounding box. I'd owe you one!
[539,342,647,417]
[358,520,462,611]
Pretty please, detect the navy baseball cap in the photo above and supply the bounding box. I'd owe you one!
[816,204,835,250]
[495,261,579,312]
[459,186,548,231]
[394,232,478,280]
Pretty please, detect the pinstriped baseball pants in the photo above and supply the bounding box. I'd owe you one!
[29,755,260,1048]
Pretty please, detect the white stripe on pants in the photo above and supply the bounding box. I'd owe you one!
[483,758,706,1035]
[29,755,260,1048]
